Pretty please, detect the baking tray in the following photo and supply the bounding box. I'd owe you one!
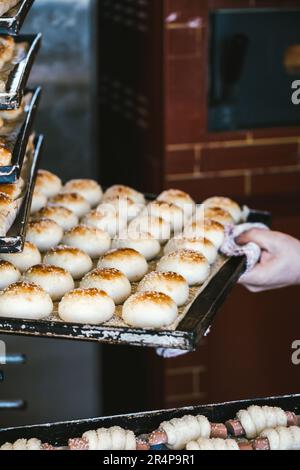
[0,86,41,183]
[0,209,271,350]
[0,134,43,253]
[0,394,298,446]
[0,1,35,35]
[0,33,41,110]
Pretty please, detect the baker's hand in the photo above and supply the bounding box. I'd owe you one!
[237,229,300,292]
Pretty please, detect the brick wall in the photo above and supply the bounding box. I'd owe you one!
[161,0,300,409]
[164,0,300,203]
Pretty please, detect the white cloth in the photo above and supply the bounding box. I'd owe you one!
[220,223,270,274]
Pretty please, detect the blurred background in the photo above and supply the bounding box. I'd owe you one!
[1,0,300,426]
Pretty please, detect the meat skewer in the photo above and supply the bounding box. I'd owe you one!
[68,426,150,451]
[0,439,64,451]
[148,415,228,450]
[225,405,299,439]
[186,437,252,451]
[254,426,300,450]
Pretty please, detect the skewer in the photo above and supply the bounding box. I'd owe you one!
[68,428,150,451]
[226,410,299,438]
[148,415,228,448]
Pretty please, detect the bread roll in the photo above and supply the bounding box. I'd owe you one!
[26,219,63,252]
[82,209,127,238]
[0,178,23,200]
[112,230,160,261]
[184,220,225,249]
[58,288,115,325]
[157,189,195,218]
[23,264,75,301]
[80,268,131,305]
[35,170,62,198]
[103,185,145,205]
[203,197,242,223]
[0,282,53,320]
[0,260,21,289]
[0,147,11,166]
[63,179,103,207]
[128,216,171,244]
[50,192,90,218]
[98,248,148,282]
[34,205,79,231]
[30,189,47,215]
[138,271,189,307]
[44,245,93,280]
[157,249,210,286]
[143,201,184,233]
[194,205,234,226]
[122,291,178,328]
[0,242,41,272]
[164,236,217,265]
[97,197,143,222]
[62,225,111,259]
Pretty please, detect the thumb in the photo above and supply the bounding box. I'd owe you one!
[236,228,273,251]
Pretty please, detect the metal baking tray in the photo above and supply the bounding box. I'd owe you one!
[0,209,270,350]
[0,87,41,183]
[0,1,35,35]
[0,33,41,110]
[0,394,298,447]
[0,134,43,253]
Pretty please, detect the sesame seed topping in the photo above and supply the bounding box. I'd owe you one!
[83,268,124,281]
[25,264,68,276]
[63,288,108,299]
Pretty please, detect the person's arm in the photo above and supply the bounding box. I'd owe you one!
[237,229,300,292]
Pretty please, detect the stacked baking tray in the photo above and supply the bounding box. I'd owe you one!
[0,1,35,35]
[0,394,298,447]
[0,0,42,253]
[0,207,270,350]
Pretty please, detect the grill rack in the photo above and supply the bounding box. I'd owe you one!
[0,394,298,447]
